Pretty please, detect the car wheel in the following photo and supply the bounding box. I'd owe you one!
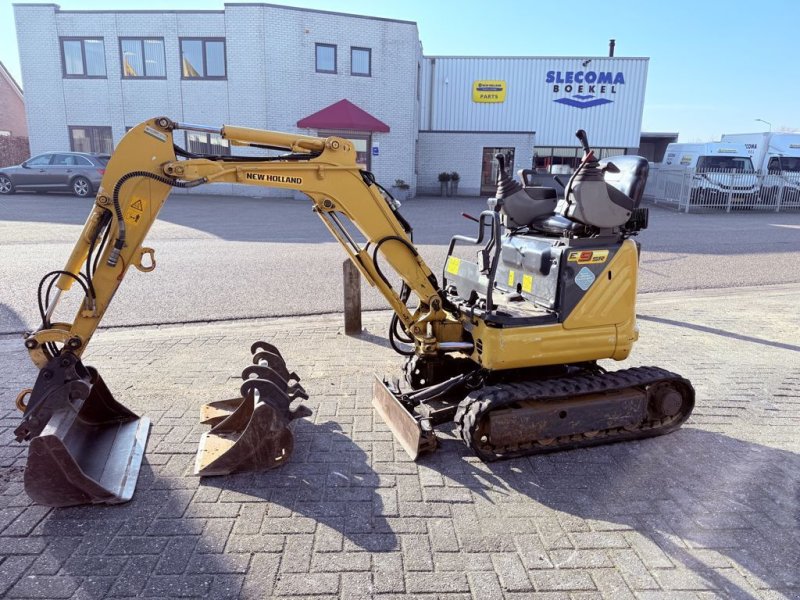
[72,176,92,198]
[0,175,14,195]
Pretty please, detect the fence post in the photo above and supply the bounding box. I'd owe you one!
[343,259,362,335]
[776,176,783,213]
[682,169,690,213]
[726,172,732,213]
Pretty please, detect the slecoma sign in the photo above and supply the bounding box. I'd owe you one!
[546,70,626,109]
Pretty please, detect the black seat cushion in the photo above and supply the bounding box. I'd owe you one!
[529,213,588,236]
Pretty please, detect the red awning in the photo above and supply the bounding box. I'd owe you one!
[297,99,390,132]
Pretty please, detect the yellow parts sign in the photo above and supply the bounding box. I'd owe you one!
[472,80,506,103]
[567,249,609,265]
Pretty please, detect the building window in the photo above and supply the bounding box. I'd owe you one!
[350,47,371,77]
[186,132,230,156]
[61,38,106,78]
[315,44,336,74]
[69,126,113,154]
[120,38,166,78]
[180,38,226,79]
[0,130,10,137]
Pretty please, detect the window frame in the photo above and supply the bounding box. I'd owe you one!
[315,43,337,74]
[119,37,167,80]
[25,154,54,167]
[179,37,227,80]
[350,46,371,77]
[60,37,107,79]
[68,126,114,155]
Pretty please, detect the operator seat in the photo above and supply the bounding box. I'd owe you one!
[529,155,649,236]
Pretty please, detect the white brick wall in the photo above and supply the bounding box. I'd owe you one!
[14,4,419,198]
[417,132,536,196]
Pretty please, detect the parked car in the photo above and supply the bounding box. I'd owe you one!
[0,152,109,197]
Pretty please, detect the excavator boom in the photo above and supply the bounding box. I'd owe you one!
[15,117,461,506]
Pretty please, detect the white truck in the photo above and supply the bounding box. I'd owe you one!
[720,132,800,206]
[661,142,759,207]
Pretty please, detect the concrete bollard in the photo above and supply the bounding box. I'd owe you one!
[343,259,361,335]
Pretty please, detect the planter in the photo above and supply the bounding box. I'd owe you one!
[439,182,448,196]
[450,181,459,196]
[391,187,410,201]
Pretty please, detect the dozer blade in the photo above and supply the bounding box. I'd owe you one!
[15,353,150,507]
[195,380,311,477]
[372,376,437,460]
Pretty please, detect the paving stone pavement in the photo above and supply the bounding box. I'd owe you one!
[0,284,798,599]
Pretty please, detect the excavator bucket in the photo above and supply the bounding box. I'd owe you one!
[194,341,311,476]
[14,353,150,507]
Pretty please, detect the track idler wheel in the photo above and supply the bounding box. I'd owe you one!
[195,340,311,476]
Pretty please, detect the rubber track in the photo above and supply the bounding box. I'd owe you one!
[453,366,695,461]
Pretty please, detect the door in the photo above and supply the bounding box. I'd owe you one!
[15,154,55,189]
[481,147,515,195]
[50,154,81,190]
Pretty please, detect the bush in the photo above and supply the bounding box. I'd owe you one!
[393,178,410,189]
[437,172,451,182]
[450,171,460,181]
[0,136,30,168]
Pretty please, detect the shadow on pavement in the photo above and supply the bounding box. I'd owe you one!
[201,420,398,552]
[637,314,800,352]
[422,427,799,598]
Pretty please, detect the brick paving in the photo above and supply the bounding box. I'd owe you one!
[0,284,798,599]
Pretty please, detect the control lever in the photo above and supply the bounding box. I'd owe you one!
[575,129,591,155]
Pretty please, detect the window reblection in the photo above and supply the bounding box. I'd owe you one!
[121,38,166,78]
[60,37,226,79]
[61,37,374,80]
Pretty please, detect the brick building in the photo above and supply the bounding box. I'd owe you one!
[0,61,27,138]
[14,3,649,197]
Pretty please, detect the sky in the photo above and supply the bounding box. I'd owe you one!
[1,0,798,142]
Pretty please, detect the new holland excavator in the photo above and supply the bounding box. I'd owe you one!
[12,117,695,507]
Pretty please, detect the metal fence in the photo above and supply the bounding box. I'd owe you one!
[644,165,800,212]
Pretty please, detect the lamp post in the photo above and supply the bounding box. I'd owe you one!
[755,118,772,132]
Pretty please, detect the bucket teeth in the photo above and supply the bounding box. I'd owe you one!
[195,342,310,476]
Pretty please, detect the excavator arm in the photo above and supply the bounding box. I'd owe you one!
[27,116,461,369]
[14,117,469,507]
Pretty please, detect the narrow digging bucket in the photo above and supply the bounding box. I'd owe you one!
[194,341,311,477]
[17,356,150,507]
[194,388,297,476]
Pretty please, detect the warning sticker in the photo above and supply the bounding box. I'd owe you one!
[124,209,142,225]
[446,256,461,275]
[575,267,595,291]
[131,199,143,211]
[567,249,609,265]
[507,270,515,286]
[522,274,533,293]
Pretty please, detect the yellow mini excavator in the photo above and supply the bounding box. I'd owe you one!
[13,118,694,506]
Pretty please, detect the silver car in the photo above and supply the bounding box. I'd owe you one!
[0,152,109,197]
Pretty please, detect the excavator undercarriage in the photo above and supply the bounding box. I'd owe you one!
[12,118,695,506]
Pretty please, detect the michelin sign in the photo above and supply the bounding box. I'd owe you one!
[547,70,625,109]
